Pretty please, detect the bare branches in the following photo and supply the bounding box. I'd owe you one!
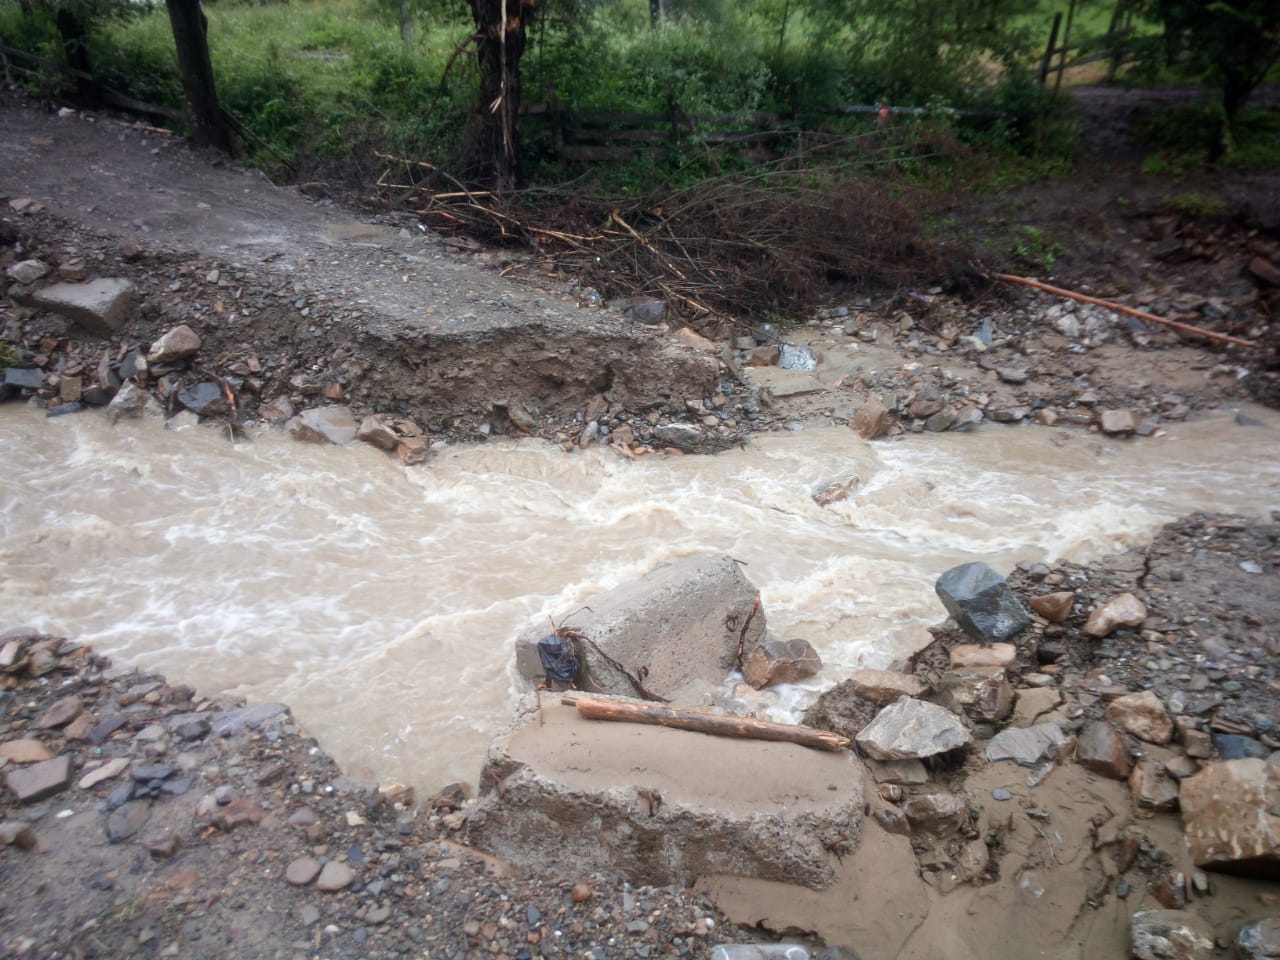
[374,152,950,328]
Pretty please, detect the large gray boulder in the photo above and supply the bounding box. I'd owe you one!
[467,698,863,889]
[18,278,134,336]
[855,697,971,761]
[934,562,1030,643]
[514,553,766,703]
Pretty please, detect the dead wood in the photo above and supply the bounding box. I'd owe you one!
[564,694,851,752]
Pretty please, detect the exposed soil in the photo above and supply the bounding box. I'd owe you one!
[2,85,1279,960]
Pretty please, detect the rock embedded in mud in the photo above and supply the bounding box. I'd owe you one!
[106,800,151,842]
[901,791,968,839]
[1237,918,1280,960]
[985,721,1071,767]
[0,820,37,849]
[1130,909,1214,960]
[934,562,1031,643]
[286,856,323,886]
[0,739,55,764]
[1100,409,1137,436]
[844,668,926,705]
[147,324,202,363]
[937,669,1013,723]
[177,382,229,417]
[1179,759,1280,878]
[18,277,135,336]
[6,258,51,285]
[316,860,356,892]
[1084,593,1147,638]
[1076,720,1131,779]
[288,406,359,445]
[742,638,822,689]
[5,754,72,803]
[1105,691,1172,745]
[856,697,971,761]
[850,396,892,440]
[357,416,399,451]
[1130,760,1179,812]
[107,381,160,422]
[653,422,704,452]
[1029,591,1075,622]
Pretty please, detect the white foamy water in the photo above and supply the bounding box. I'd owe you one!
[2,403,1278,790]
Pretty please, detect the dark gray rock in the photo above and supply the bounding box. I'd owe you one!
[934,562,1030,642]
[177,381,229,417]
[1212,734,1269,760]
[46,402,82,417]
[4,367,43,390]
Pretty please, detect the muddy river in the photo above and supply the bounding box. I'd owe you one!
[3,404,1278,790]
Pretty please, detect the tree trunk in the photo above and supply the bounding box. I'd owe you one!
[466,0,534,190]
[399,0,412,46]
[165,0,233,153]
[649,0,663,28]
[54,8,96,107]
[567,694,852,752]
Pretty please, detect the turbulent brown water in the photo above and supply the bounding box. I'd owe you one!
[3,403,1279,791]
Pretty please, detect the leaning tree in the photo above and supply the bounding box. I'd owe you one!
[464,0,537,189]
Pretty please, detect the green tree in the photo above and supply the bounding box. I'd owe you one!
[1143,0,1280,156]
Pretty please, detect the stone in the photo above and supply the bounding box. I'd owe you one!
[1179,759,1280,878]
[210,703,289,737]
[286,856,323,885]
[901,791,967,838]
[1100,409,1136,435]
[176,381,229,417]
[674,328,716,352]
[259,396,295,422]
[316,861,356,892]
[3,366,42,392]
[5,755,72,803]
[288,406,359,444]
[514,554,766,702]
[147,324,202,363]
[856,697,972,761]
[6,258,51,284]
[1248,256,1280,288]
[1029,591,1074,622]
[571,883,593,903]
[18,278,135,336]
[357,417,400,451]
[1211,734,1270,760]
[396,437,428,464]
[468,699,863,889]
[35,694,83,729]
[1237,918,1280,960]
[213,798,265,831]
[0,820,37,849]
[107,801,151,842]
[0,739,55,763]
[79,758,131,790]
[746,344,780,367]
[1010,686,1062,727]
[866,758,929,785]
[144,830,182,859]
[1084,593,1147,638]
[935,562,1030,643]
[949,643,1017,669]
[1076,721,1131,779]
[953,838,990,882]
[851,396,892,440]
[1105,691,1173,745]
[742,638,822,689]
[653,423,703,452]
[985,722,1071,767]
[844,668,926,705]
[1130,760,1179,812]
[86,715,128,745]
[1130,910,1214,960]
[107,382,161,423]
[937,669,1013,723]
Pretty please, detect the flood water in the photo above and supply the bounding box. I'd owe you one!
[3,403,1278,791]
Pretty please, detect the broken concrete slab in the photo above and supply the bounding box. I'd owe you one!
[467,699,863,889]
[514,554,766,703]
[17,278,134,336]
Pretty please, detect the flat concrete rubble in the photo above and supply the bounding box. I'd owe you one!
[468,700,864,890]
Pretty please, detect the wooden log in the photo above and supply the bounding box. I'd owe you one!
[566,694,850,752]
